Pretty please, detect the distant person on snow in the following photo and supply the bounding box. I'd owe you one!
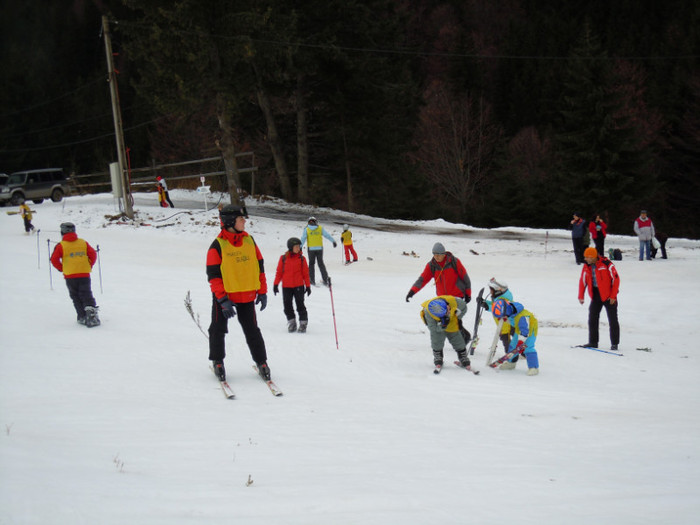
[406,242,472,343]
[156,176,175,208]
[19,202,35,234]
[273,237,311,333]
[570,213,587,264]
[206,204,271,382]
[50,222,100,327]
[300,216,337,286]
[633,210,655,261]
[491,298,540,375]
[589,214,607,256]
[340,224,358,264]
[420,296,471,371]
[578,247,620,351]
[651,230,668,260]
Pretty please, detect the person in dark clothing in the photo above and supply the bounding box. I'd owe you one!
[651,231,669,259]
[206,204,270,382]
[570,213,586,264]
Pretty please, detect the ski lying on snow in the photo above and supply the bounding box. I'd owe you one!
[453,361,480,375]
[210,366,236,399]
[488,348,524,368]
[252,366,284,396]
[572,345,623,356]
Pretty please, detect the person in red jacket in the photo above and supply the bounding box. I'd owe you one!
[50,222,100,327]
[578,247,620,350]
[206,204,270,382]
[589,214,607,256]
[273,237,312,333]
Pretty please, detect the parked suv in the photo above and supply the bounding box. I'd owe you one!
[0,168,70,205]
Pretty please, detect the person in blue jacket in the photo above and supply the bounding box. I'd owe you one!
[491,298,540,376]
[300,216,337,286]
[570,213,587,264]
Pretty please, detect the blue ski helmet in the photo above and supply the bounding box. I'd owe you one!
[427,298,449,318]
[492,298,511,319]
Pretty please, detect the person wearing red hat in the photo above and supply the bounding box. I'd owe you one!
[578,247,620,350]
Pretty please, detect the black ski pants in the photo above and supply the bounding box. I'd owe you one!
[208,297,267,365]
[282,286,308,322]
[65,277,97,319]
[308,249,329,284]
[588,287,620,347]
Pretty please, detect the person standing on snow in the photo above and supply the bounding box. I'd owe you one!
[50,222,100,327]
[633,210,655,261]
[300,216,337,286]
[340,224,358,265]
[578,246,620,351]
[491,298,540,375]
[589,214,607,256]
[406,242,472,342]
[570,213,587,264]
[19,202,35,234]
[206,204,271,382]
[156,176,175,208]
[420,296,472,371]
[273,237,311,333]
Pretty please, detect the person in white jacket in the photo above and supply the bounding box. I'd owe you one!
[633,210,655,261]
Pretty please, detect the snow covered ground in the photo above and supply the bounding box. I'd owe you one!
[1,190,699,525]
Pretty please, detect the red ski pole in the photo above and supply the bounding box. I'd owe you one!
[328,277,339,350]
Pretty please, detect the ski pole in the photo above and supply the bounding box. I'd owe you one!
[328,277,339,350]
[96,245,103,294]
[47,239,53,290]
[36,229,41,269]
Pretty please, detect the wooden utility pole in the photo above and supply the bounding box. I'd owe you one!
[102,16,134,219]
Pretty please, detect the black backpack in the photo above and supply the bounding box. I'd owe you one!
[608,248,622,261]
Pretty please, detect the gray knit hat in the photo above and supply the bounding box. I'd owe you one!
[432,242,446,254]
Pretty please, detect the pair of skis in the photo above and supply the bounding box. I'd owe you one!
[433,361,480,375]
[211,366,283,399]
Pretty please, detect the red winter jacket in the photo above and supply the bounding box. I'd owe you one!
[274,251,310,288]
[578,256,620,302]
[410,252,471,301]
[589,219,607,240]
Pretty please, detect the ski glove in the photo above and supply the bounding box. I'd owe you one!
[218,297,236,319]
[515,339,526,354]
[305,286,312,296]
[256,293,267,311]
[333,242,337,248]
[405,290,415,302]
[273,284,279,295]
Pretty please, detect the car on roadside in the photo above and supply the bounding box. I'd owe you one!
[0,173,8,186]
[0,168,70,206]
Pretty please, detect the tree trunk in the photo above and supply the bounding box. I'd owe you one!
[215,93,241,205]
[296,74,310,203]
[252,64,293,201]
[341,119,355,212]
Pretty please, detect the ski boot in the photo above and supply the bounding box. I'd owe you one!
[527,368,539,376]
[298,320,308,333]
[456,349,470,368]
[77,316,86,325]
[287,319,297,333]
[84,306,101,327]
[433,349,444,367]
[258,363,271,381]
[213,360,226,381]
[499,361,517,370]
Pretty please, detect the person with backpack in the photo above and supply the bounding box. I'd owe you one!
[50,222,100,327]
[578,247,620,351]
[273,237,311,333]
[206,204,271,382]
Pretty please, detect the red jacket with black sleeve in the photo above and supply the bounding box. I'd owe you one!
[274,251,310,289]
[206,228,267,304]
[410,252,472,301]
[578,256,620,302]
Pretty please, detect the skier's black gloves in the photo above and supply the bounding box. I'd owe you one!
[305,286,312,296]
[465,294,471,303]
[218,297,236,319]
[333,242,337,248]
[273,284,279,295]
[256,294,268,311]
[405,290,415,302]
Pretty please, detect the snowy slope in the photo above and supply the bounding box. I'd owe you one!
[1,191,699,525]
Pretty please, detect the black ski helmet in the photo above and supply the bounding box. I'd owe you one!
[219,204,248,228]
[287,237,302,251]
[60,222,76,235]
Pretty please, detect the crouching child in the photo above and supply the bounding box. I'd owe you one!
[421,296,472,372]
